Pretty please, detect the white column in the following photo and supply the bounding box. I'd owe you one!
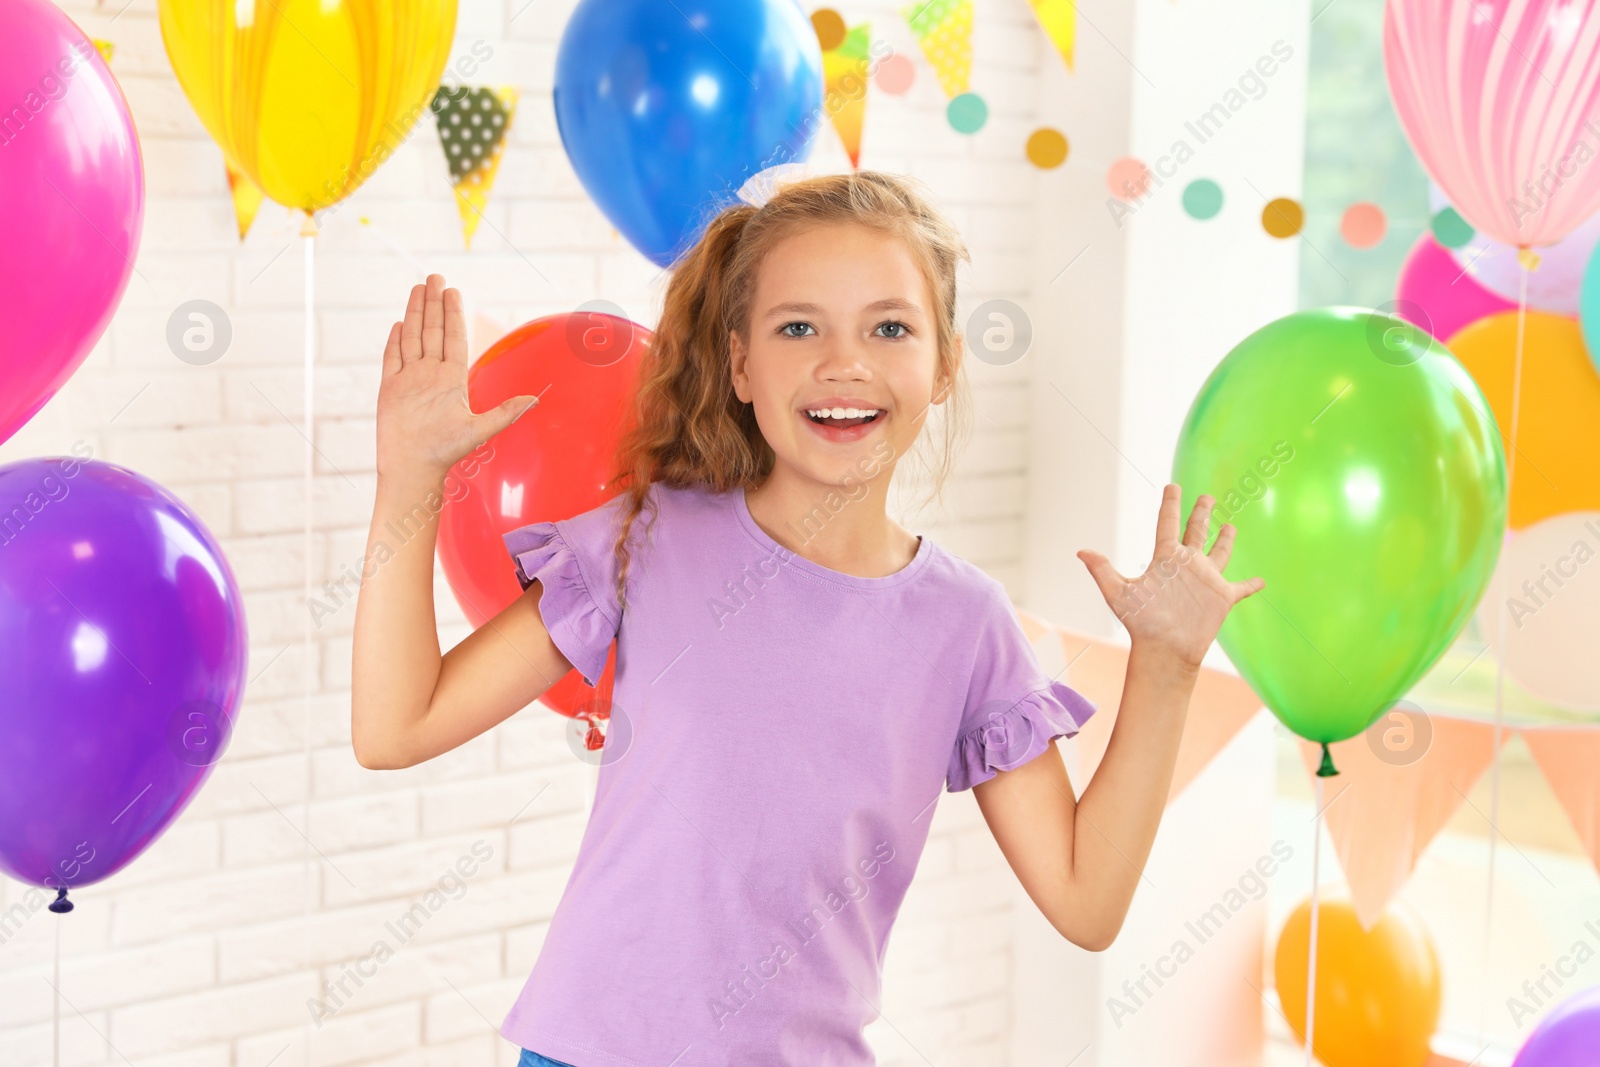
[1015,0,1311,1061]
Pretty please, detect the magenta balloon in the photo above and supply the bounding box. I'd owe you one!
[1395,233,1519,343]
[1512,985,1600,1067]
[1385,0,1600,248]
[0,458,247,894]
[0,0,144,446]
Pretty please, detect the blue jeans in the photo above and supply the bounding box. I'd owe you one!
[518,1050,575,1067]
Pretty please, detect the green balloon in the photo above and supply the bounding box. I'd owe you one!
[1172,308,1507,762]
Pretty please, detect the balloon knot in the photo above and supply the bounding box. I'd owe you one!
[1516,247,1541,272]
[48,887,73,914]
[1315,742,1339,778]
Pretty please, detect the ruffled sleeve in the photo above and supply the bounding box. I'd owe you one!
[946,680,1097,793]
[502,521,620,688]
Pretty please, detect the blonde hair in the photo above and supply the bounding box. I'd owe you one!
[608,170,972,609]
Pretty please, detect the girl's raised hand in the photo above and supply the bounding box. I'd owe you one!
[376,273,538,482]
[1075,483,1265,670]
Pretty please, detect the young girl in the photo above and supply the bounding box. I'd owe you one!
[351,171,1263,1067]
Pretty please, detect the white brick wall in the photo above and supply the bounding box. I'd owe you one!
[0,0,1073,1063]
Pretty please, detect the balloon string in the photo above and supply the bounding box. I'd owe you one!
[301,216,318,1067]
[53,910,60,1067]
[1478,257,1526,1044]
[1305,774,1321,1067]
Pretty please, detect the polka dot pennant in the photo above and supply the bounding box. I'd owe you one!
[431,85,518,248]
[901,0,974,98]
[1261,197,1304,238]
[1026,127,1068,168]
[1340,202,1386,248]
[947,92,987,134]
[811,8,847,51]
[1431,206,1475,249]
[875,53,916,95]
[1182,178,1223,220]
[1106,157,1150,201]
[433,85,512,184]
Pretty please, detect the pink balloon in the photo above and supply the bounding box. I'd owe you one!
[0,0,144,446]
[1385,0,1600,249]
[1395,233,1519,343]
[1429,184,1600,315]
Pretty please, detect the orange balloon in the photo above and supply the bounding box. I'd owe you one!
[1274,895,1441,1067]
[1447,310,1600,529]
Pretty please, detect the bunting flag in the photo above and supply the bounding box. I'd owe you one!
[823,23,872,168]
[1025,0,1075,71]
[224,159,265,241]
[1019,605,1600,936]
[92,38,114,64]
[432,85,518,249]
[1294,719,1506,931]
[1520,727,1600,878]
[901,0,973,99]
[1015,610,1265,805]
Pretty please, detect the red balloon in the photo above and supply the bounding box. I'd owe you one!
[437,311,648,718]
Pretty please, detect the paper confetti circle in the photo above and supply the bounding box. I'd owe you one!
[1431,206,1474,249]
[947,92,987,134]
[875,53,915,94]
[1262,197,1303,238]
[812,8,848,51]
[1026,128,1068,168]
[1182,179,1223,220]
[1106,157,1150,201]
[1340,202,1386,249]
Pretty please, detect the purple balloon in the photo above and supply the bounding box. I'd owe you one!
[0,0,144,446]
[1513,984,1600,1067]
[0,457,247,897]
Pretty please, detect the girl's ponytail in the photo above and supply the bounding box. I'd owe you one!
[609,203,772,611]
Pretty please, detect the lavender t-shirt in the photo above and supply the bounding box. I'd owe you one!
[498,482,1096,1066]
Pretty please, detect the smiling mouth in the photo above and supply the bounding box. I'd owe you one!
[804,406,883,428]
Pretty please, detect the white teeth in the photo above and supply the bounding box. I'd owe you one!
[806,407,881,420]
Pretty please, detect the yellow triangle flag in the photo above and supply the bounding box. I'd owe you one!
[93,39,114,64]
[901,0,972,98]
[823,24,872,168]
[1026,0,1075,71]
[224,158,265,241]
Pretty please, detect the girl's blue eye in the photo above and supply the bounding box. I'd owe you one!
[779,322,814,337]
[876,321,911,339]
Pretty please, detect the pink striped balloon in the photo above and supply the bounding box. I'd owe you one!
[1385,0,1600,249]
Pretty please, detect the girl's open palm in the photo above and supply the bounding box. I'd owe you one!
[376,273,538,482]
[1076,483,1265,669]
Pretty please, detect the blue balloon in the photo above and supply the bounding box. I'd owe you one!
[1581,237,1600,376]
[553,0,824,268]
